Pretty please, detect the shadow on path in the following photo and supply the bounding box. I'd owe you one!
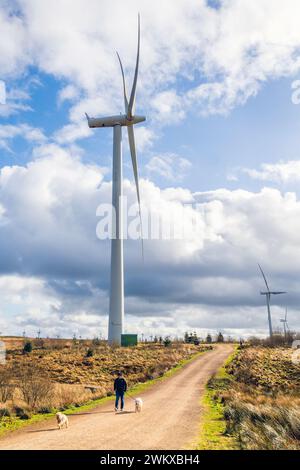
[67,410,115,416]
[27,429,58,434]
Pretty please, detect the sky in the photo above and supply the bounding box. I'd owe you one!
[1,0,300,340]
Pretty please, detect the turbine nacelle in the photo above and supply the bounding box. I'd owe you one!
[86,113,145,128]
[260,291,286,295]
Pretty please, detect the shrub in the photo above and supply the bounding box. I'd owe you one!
[85,348,94,357]
[14,365,54,410]
[0,407,11,418]
[23,341,33,354]
[13,406,31,420]
[33,338,45,349]
[37,406,54,414]
[0,368,15,403]
[54,384,98,409]
[92,337,101,346]
[19,411,31,420]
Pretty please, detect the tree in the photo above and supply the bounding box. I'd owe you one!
[192,331,199,345]
[217,332,224,343]
[163,336,172,347]
[206,334,212,344]
[185,332,196,343]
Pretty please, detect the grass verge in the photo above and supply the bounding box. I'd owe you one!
[0,347,212,439]
[195,346,240,450]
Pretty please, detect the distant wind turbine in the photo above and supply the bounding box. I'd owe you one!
[258,264,286,339]
[86,15,145,345]
[280,307,289,342]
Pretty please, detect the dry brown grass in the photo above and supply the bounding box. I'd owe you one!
[0,340,209,418]
[222,346,300,450]
[228,347,300,393]
[54,384,105,410]
[2,341,204,386]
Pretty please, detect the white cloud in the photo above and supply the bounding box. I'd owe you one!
[1,1,300,133]
[57,84,79,105]
[0,148,300,337]
[151,90,185,124]
[0,87,33,118]
[243,159,300,183]
[146,153,192,181]
[53,120,92,144]
[0,80,6,105]
[0,274,110,338]
[0,274,60,336]
[133,127,156,152]
[0,5,29,77]
[0,123,46,150]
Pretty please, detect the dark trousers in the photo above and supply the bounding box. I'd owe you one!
[115,391,124,410]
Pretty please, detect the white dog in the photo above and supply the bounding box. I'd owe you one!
[135,398,143,413]
[56,412,69,429]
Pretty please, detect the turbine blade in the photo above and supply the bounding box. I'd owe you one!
[258,263,270,292]
[127,125,143,258]
[116,52,129,113]
[285,308,288,321]
[127,13,140,119]
[270,291,286,295]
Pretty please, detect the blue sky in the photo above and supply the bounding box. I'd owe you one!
[1,0,300,339]
[3,72,300,192]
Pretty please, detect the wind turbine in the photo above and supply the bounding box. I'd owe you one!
[280,307,289,342]
[86,15,145,345]
[258,264,286,339]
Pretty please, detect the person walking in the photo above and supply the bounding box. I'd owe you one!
[114,371,127,412]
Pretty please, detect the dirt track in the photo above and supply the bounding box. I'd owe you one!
[0,344,233,450]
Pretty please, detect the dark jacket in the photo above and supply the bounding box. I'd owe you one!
[114,377,127,394]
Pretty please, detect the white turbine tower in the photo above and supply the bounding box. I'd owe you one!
[86,15,145,345]
[258,264,286,340]
[280,307,289,342]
